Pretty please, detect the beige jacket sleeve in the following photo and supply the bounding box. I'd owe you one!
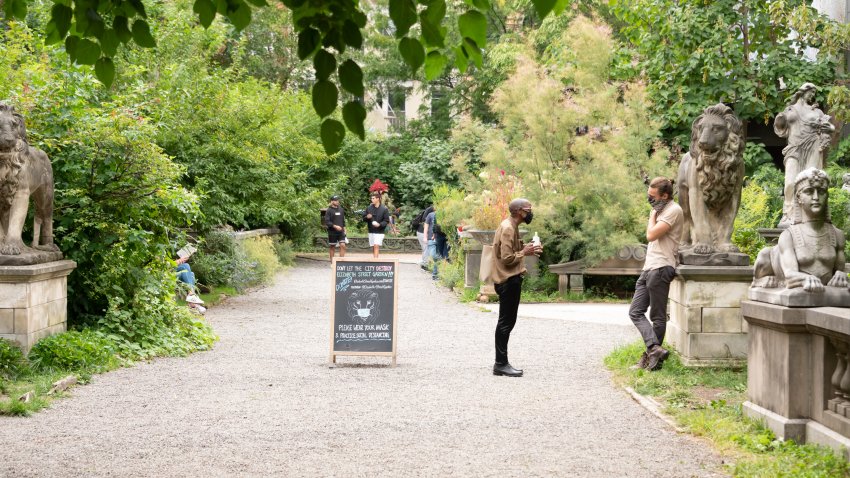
[496,225,524,267]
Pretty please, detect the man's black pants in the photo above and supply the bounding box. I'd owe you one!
[494,274,523,364]
[629,266,675,349]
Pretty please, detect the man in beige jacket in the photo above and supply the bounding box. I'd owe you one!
[491,198,542,377]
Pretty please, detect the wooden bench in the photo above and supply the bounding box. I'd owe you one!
[549,244,646,293]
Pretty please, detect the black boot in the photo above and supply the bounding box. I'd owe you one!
[493,362,523,377]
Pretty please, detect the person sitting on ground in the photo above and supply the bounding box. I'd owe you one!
[176,245,204,312]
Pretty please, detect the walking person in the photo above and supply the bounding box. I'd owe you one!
[629,177,683,371]
[325,195,347,261]
[364,191,390,258]
[414,206,433,268]
[422,206,443,280]
[491,198,542,377]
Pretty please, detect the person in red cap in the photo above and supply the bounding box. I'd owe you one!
[364,191,390,257]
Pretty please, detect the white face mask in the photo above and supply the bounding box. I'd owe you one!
[357,308,371,318]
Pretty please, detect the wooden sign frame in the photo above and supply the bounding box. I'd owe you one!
[329,257,398,367]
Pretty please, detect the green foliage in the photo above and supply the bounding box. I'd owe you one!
[733,181,777,261]
[28,330,117,373]
[192,231,262,291]
[743,143,774,177]
[0,339,28,380]
[433,185,474,237]
[480,16,670,264]
[242,236,283,284]
[436,247,465,290]
[335,127,461,218]
[155,77,328,233]
[610,0,838,144]
[606,340,850,477]
[16,0,564,153]
[273,237,296,266]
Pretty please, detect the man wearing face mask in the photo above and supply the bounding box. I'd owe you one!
[629,177,683,371]
[490,198,542,377]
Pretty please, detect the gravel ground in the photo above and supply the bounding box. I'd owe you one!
[0,258,726,477]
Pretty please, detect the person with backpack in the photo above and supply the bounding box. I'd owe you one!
[423,206,447,280]
[412,206,433,268]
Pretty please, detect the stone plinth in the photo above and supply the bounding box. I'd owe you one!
[667,265,753,366]
[749,286,850,308]
[678,250,749,266]
[741,301,850,459]
[0,260,76,354]
[463,241,482,289]
[757,228,783,246]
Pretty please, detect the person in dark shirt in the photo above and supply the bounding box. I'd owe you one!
[415,206,434,268]
[364,191,390,258]
[325,195,347,261]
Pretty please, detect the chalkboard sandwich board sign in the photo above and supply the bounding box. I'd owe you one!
[330,257,398,367]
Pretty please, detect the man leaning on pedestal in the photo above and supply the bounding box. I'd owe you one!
[491,198,542,377]
[629,177,683,371]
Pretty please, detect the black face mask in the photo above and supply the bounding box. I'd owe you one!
[648,194,668,212]
[523,211,534,224]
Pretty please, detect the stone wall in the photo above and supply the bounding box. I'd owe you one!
[742,301,850,458]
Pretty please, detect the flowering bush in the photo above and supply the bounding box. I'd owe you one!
[469,169,522,230]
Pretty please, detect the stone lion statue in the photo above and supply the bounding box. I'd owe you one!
[0,103,58,256]
[676,104,745,254]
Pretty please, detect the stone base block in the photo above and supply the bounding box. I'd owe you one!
[667,266,752,367]
[667,321,748,367]
[464,244,482,289]
[0,248,63,266]
[744,401,808,443]
[807,420,850,460]
[744,402,850,460]
[0,260,76,354]
[749,286,850,307]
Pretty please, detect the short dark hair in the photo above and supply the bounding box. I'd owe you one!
[370,192,381,198]
[649,177,674,198]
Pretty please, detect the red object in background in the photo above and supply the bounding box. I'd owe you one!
[369,179,389,193]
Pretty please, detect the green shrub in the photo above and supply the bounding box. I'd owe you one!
[0,339,27,380]
[242,236,282,284]
[273,237,296,266]
[28,330,117,373]
[192,231,262,291]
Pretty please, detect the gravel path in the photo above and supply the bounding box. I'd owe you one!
[0,258,726,477]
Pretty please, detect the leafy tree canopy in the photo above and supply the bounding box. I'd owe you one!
[609,0,838,146]
[4,0,565,154]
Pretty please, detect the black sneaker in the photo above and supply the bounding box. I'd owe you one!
[629,352,649,370]
[645,345,669,371]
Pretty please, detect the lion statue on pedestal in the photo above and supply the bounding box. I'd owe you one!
[0,103,58,256]
[676,104,745,255]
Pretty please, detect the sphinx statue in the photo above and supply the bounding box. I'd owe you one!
[750,168,850,306]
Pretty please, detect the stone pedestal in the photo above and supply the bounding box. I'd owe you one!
[463,241,482,289]
[667,265,753,366]
[0,260,76,354]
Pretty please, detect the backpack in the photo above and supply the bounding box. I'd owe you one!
[410,208,428,231]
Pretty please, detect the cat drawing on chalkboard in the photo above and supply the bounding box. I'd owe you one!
[347,289,380,324]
